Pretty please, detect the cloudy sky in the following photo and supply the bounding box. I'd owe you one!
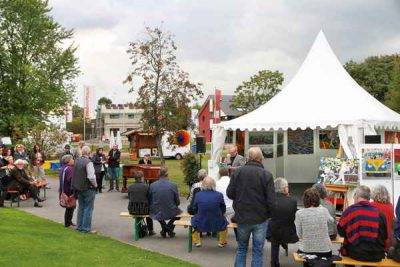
[49,0,400,107]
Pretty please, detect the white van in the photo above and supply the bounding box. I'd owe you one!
[160,134,190,160]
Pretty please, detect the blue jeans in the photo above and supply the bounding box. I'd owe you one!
[235,221,267,267]
[109,167,119,190]
[77,189,96,232]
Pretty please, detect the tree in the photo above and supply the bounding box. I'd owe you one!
[27,122,68,154]
[124,26,203,165]
[72,105,84,119]
[230,70,284,114]
[97,97,112,106]
[344,54,400,102]
[0,0,79,142]
[384,59,400,113]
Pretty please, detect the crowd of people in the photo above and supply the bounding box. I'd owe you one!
[126,145,400,267]
[0,144,47,207]
[2,142,400,266]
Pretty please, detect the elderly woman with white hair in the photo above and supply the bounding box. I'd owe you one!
[191,177,228,248]
[187,169,207,203]
[371,184,394,251]
[269,177,298,267]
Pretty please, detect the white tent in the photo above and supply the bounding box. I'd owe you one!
[211,31,400,181]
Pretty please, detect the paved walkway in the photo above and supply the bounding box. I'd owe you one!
[17,178,339,267]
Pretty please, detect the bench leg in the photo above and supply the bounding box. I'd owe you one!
[134,218,141,241]
[188,226,192,253]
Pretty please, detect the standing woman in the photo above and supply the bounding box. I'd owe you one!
[269,178,298,267]
[295,188,334,266]
[371,184,394,251]
[31,144,46,182]
[59,154,76,227]
[92,148,106,193]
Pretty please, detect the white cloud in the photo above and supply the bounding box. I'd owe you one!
[48,0,400,107]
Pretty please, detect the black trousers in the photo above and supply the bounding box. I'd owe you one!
[21,184,40,201]
[158,217,180,233]
[145,218,153,232]
[95,172,105,192]
[64,207,75,227]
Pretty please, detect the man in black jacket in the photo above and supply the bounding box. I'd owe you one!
[127,171,154,235]
[227,146,275,267]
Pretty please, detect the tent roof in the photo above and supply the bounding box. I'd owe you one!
[220,31,400,131]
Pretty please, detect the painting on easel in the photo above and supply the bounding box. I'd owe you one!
[318,157,359,185]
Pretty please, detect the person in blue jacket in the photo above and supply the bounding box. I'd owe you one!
[191,176,228,248]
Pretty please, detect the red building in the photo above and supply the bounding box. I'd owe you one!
[198,92,241,143]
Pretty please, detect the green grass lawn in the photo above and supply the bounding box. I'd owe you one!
[0,208,198,267]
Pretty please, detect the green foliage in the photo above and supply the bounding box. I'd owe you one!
[0,0,79,142]
[181,152,200,186]
[98,97,112,106]
[0,209,198,267]
[124,26,203,165]
[344,54,400,102]
[72,105,84,119]
[230,70,284,114]
[384,59,400,113]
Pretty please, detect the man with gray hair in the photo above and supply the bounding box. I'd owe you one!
[227,146,275,267]
[72,146,97,233]
[338,185,387,263]
[149,166,181,238]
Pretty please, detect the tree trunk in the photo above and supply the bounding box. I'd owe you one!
[156,133,165,166]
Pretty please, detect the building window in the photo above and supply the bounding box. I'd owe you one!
[110,114,121,119]
[110,128,120,136]
[202,116,205,122]
[202,129,205,135]
[128,114,135,119]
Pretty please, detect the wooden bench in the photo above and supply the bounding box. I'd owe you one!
[119,212,192,241]
[293,253,400,267]
[332,236,344,244]
[34,181,48,199]
[6,190,20,207]
[174,220,237,252]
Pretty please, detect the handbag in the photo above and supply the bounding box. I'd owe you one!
[59,167,76,208]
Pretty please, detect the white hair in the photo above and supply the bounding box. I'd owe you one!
[81,146,91,156]
[201,177,216,191]
[274,177,288,193]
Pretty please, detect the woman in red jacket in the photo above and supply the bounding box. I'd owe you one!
[371,184,394,251]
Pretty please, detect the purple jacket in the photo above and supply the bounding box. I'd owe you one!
[59,165,74,196]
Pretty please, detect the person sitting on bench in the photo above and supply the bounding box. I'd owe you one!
[191,177,228,248]
[128,170,154,236]
[338,185,387,264]
[8,159,44,207]
[149,166,181,238]
[295,188,334,267]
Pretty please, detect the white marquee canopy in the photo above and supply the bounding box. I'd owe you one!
[211,31,400,165]
[219,31,400,132]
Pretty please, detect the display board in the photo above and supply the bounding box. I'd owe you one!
[359,144,395,205]
[393,145,400,212]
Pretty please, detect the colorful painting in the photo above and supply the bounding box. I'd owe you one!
[318,157,359,184]
[394,149,400,178]
[361,148,392,179]
[319,130,340,149]
[385,131,400,144]
[288,129,314,155]
[249,132,273,145]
